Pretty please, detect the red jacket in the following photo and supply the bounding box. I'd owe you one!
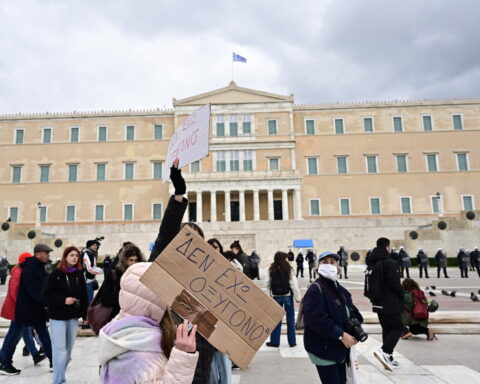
[0,265,21,320]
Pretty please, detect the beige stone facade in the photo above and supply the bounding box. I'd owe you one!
[1,82,479,262]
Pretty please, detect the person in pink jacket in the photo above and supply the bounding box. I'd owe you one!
[98,262,199,383]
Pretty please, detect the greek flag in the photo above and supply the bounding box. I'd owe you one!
[232,52,247,63]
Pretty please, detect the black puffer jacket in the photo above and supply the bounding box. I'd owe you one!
[369,247,404,315]
[43,268,88,321]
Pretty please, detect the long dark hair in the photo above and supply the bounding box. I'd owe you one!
[118,244,145,273]
[402,278,420,291]
[230,240,243,254]
[269,251,292,278]
[159,310,176,359]
[181,222,205,239]
[207,238,224,255]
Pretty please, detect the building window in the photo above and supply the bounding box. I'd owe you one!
[70,127,79,143]
[124,163,135,180]
[370,198,381,215]
[98,126,107,142]
[400,197,412,214]
[456,153,469,171]
[426,154,438,172]
[229,115,238,136]
[431,195,442,214]
[39,206,47,223]
[216,151,226,172]
[66,205,76,222]
[95,205,104,221]
[42,128,52,143]
[123,204,133,220]
[310,199,320,216]
[68,164,78,182]
[15,129,24,144]
[9,207,18,222]
[305,119,315,135]
[96,163,106,181]
[363,117,374,133]
[152,162,163,179]
[366,156,378,173]
[190,160,200,173]
[422,115,433,131]
[340,198,350,215]
[126,125,135,141]
[243,150,253,171]
[462,195,474,211]
[154,124,163,140]
[242,114,251,135]
[230,151,239,171]
[396,155,408,173]
[269,157,280,171]
[393,116,403,132]
[152,203,162,220]
[268,120,277,135]
[307,158,318,175]
[12,166,22,183]
[334,119,344,134]
[453,114,463,130]
[216,115,225,137]
[40,165,50,183]
[336,156,348,174]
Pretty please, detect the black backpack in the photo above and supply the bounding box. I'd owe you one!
[364,261,384,301]
[270,268,291,296]
[248,255,259,270]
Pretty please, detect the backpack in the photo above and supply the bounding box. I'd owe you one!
[295,282,322,330]
[248,255,259,270]
[364,261,383,301]
[270,268,291,296]
[411,289,429,320]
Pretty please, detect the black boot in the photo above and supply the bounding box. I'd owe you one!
[22,346,30,356]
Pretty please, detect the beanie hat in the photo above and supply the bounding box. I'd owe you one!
[86,239,100,248]
[18,252,33,264]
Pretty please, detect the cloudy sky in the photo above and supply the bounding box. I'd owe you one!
[0,0,479,113]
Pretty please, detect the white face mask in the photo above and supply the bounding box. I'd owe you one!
[318,264,338,281]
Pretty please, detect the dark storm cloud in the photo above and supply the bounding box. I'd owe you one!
[0,0,479,113]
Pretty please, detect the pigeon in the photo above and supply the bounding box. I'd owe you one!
[441,290,450,296]
[425,287,430,291]
[430,286,437,290]
[429,291,437,297]
[478,289,480,295]
[450,290,457,297]
[471,293,479,302]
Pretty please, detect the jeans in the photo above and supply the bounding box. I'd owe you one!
[315,362,346,384]
[270,295,296,346]
[210,351,232,384]
[86,281,94,304]
[0,321,52,366]
[23,327,39,356]
[377,313,404,355]
[50,319,78,384]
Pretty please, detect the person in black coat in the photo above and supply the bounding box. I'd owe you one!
[337,246,349,279]
[368,238,404,371]
[287,249,294,262]
[434,248,449,278]
[42,246,88,383]
[416,248,430,278]
[457,248,470,278]
[148,158,214,384]
[398,247,411,278]
[99,244,144,320]
[471,247,480,277]
[302,251,363,383]
[295,252,304,278]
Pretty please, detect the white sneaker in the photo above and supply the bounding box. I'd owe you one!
[373,349,394,371]
[389,355,400,367]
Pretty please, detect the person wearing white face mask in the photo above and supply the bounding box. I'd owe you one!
[302,251,364,384]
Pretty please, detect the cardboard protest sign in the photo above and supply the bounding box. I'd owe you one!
[162,104,211,181]
[141,226,285,369]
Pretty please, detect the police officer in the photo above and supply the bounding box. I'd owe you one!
[365,248,372,267]
[457,248,470,278]
[305,249,317,281]
[399,246,411,278]
[337,245,349,279]
[435,248,449,278]
[391,247,401,275]
[295,252,304,278]
[287,249,295,262]
[471,247,480,277]
[416,248,430,278]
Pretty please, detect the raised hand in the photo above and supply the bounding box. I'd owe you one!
[170,158,186,196]
[176,320,197,353]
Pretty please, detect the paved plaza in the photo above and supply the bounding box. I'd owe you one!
[1,266,479,383]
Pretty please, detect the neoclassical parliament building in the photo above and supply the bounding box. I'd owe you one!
[1,82,479,261]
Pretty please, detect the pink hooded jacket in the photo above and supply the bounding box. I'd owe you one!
[98,262,198,383]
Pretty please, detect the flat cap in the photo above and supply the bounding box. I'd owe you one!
[33,243,53,253]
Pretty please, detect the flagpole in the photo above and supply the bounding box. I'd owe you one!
[231,59,234,82]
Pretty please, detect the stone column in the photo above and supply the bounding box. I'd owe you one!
[253,189,260,221]
[196,191,203,223]
[224,190,231,222]
[210,191,217,223]
[294,188,302,220]
[239,190,246,222]
[282,189,289,220]
[267,189,274,221]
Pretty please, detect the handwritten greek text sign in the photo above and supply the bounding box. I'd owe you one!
[141,226,285,369]
[162,104,210,180]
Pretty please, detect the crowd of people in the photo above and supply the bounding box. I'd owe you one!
[0,159,476,384]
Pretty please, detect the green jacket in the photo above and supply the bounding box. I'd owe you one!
[401,290,429,328]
